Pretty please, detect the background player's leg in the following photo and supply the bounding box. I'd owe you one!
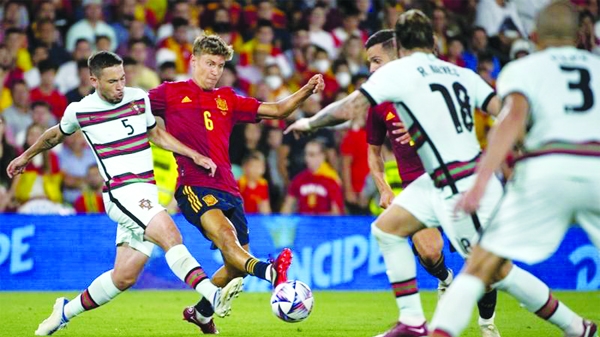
[145,211,242,317]
[371,204,429,334]
[411,229,451,293]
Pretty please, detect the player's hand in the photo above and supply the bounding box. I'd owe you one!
[454,184,486,215]
[306,74,325,94]
[283,118,312,139]
[379,189,395,209]
[6,155,29,178]
[390,122,412,145]
[190,153,217,177]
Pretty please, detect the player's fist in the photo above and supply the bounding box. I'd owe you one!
[283,118,312,139]
[307,74,325,94]
[6,155,29,178]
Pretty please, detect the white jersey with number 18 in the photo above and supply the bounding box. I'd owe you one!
[360,52,495,194]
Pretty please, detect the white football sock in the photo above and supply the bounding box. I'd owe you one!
[64,270,122,319]
[165,244,217,302]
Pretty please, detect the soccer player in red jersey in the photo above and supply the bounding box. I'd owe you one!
[286,29,500,337]
[148,34,324,333]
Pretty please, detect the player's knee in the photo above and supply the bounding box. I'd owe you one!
[112,272,139,291]
[416,246,442,266]
[371,222,406,251]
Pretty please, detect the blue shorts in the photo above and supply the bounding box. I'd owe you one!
[176,186,249,249]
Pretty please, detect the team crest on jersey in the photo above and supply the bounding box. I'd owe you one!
[202,194,219,206]
[130,102,142,115]
[215,96,228,115]
[139,198,153,210]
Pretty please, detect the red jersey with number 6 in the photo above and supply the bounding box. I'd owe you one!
[149,80,261,197]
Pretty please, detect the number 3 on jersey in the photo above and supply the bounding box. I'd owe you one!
[560,66,594,113]
[203,111,214,131]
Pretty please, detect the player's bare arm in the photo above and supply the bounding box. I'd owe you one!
[147,126,217,177]
[484,95,502,117]
[367,144,395,208]
[257,74,325,120]
[455,93,529,214]
[7,125,66,178]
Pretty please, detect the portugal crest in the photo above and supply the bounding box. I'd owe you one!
[131,102,142,114]
[139,198,153,210]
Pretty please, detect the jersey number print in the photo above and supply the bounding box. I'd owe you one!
[560,66,595,113]
[430,82,474,133]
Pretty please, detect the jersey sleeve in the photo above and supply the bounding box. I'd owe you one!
[231,88,261,123]
[366,106,387,146]
[148,83,167,118]
[143,92,157,129]
[359,62,403,106]
[471,71,496,113]
[496,61,529,101]
[59,103,80,135]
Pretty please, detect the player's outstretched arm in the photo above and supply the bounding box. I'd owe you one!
[284,91,371,137]
[455,93,529,214]
[257,74,325,120]
[7,125,66,178]
[367,144,395,209]
[148,126,217,177]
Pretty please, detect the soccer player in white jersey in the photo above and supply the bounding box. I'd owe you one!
[285,9,591,337]
[7,51,244,336]
[430,2,599,337]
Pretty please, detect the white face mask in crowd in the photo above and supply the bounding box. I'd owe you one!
[335,72,351,88]
[264,75,283,90]
[313,59,330,73]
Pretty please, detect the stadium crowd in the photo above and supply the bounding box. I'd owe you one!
[0,0,598,215]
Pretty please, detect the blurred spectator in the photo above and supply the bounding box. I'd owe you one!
[66,59,94,104]
[278,95,337,185]
[381,0,401,30]
[28,0,68,40]
[110,0,156,52]
[354,0,381,34]
[14,100,56,146]
[58,130,95,205]
[31,19,70,67]
[577,10,599,52]
[4,28,32,73]
[95,34,112,51]
[238,150,271,215]
[332,59,352,92]
[205,7,244,55]
[127,39,160,91]
[339,35,368,75]
[0,44,13,110]
[475,0,526,38]
[122,56,139,88]
[0,115,17,211]
[0,38,24,91]
[0,1,29,39]
[304,45,339,103]
[308,5,337,59]
[65,0,117,52]
[315,0,344,32]
[261,125,285,211]
[55,38,92,94]
[158,61,176,83]
[156,0,202,44]
[11,123,63,208]
[73,164,105,214]
[29,60,67,119]
[203,0,243,29]
[157,18,193,76]
[230,123,263,169]
[23,44,49,89]
[281,139,343,215]
[513,0,551,37]
[236,45,271,89]
[284,25,311,75]
[333,6,368,48]
[462,26,501,79]
[241,0,287,33]
[2,79,32,146]
[440,37,466,67]
[509,38,534,60]
[217,63,246,96]
[432,6,449,55]
[239,20,291,78]
[262,63,292,102]
[340,116,369,214]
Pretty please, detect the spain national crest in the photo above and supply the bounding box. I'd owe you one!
[215,96,228,113]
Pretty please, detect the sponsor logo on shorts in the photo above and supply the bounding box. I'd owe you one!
[139,198,153,210]
[202,194,218,206]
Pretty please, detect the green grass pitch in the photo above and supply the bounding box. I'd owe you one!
[0,290,598,336]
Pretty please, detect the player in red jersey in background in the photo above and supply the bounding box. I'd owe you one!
[149,34,324,334]
[286,29,501,337]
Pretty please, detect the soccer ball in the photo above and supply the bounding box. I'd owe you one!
[270,280,314,323]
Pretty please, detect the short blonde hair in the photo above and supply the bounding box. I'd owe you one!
[192,34,234,61]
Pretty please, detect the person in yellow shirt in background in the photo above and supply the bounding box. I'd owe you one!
[151,143,179,213]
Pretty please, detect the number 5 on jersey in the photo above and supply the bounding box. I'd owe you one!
[204,111,214,131]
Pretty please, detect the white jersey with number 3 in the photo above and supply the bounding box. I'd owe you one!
[497,46,600,179]
[360,52,495,193]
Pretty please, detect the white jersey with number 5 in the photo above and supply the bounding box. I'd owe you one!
[497,46,600,179]
[360,52,495,195]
